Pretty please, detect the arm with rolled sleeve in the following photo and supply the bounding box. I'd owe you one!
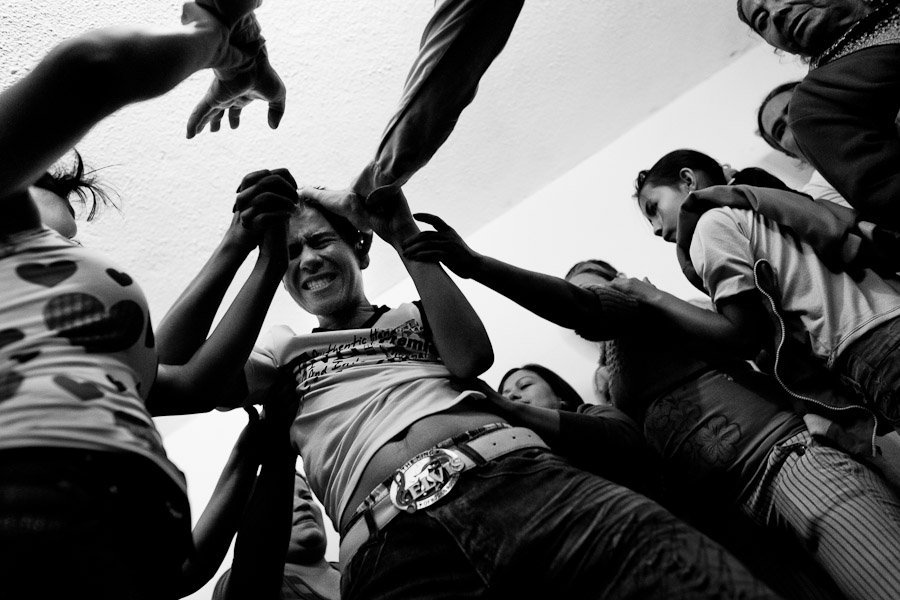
[351,0,524,201]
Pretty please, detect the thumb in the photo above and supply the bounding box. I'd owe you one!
[413,212,452,232]
[297,185,329,204]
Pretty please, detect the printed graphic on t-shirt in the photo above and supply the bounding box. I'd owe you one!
[285,317,439,391]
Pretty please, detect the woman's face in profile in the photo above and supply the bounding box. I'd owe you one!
[501,369,562,410]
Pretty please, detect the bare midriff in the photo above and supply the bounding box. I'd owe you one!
[338,401,506,532]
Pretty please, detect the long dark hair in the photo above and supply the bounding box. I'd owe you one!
[498,363,585,411]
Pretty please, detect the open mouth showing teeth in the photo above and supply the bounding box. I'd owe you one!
[303,274,336,291]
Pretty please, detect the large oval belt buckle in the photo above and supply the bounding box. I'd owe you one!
[389,448,465,513]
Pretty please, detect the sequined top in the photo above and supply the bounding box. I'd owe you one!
[812,1,900,70]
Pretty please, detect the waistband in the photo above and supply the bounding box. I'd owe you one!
[339,423,548,566]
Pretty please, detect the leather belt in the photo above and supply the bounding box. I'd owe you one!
[339,424,547,566]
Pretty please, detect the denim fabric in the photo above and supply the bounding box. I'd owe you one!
[342,449,779,600]
[0,448,192,600]
[835,315,900,426]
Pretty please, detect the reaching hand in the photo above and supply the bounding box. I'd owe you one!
[297,186,373,234]
[401,213,481,278]
[228,168,297,260]
[186,21,286,139]
[360,187,420,247]
[607,277,662,304]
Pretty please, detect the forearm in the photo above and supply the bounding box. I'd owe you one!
[487,395,562,443]
[224,446,295,600]
[559,406,658,494]
[351,0,524,199]
[495,398,652,490]
[150,251,283,412]
[157,236,254,365]
[402,254,493,378]
[471,256,604,333]
[639,288,755,357]
[0,12,226,197]
[178,423,263,596]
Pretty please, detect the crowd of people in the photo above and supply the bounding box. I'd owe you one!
[3,1,900,599]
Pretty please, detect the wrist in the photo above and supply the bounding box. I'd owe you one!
[221,228,257,254]
[469,253,490,279]
[194,0,261,29]
[388,223,421,250]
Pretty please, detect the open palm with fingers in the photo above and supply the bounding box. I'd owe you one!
[402,213,482,278]
[187,38,285,138]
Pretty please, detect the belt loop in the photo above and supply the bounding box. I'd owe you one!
[453,441,487,466]
[363,507,378,541]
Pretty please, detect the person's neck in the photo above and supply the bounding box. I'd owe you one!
[317,300,376,330]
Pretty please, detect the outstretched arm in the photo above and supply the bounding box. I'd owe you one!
[148,170,296,415]
[365,192,493,378]
[176,408,265,597]
[185,10,286,138]
[296,0,524,227]
[351,0,524,199]
[213,386,299,600]
[607,277,768,359]
[401,213,628,340]
[0,3,257,202]
[476,385,655,493]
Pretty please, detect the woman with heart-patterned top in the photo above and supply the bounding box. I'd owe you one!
[0,3,294,599]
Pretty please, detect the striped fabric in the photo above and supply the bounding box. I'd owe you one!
[741,430,900,600]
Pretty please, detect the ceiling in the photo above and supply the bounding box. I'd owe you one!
[0,0,759,317]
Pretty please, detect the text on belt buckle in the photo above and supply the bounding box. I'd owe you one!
[389,448,464,513]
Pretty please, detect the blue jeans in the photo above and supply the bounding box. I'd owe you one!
[0,448,192,600]
[836,315,900,428]
[341,449,778,599]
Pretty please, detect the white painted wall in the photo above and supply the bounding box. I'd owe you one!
[161,44,810,599]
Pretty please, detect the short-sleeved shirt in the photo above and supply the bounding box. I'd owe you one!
[0,227,184,493]
[244,303,480,524]
[690,206,900,366]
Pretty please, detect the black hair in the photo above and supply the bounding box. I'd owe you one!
[497,363,585,412]
[296,200,373,265]
[634,149,727,199]
[757,81,801,159]
[564,259,619,283]
[33,151,117,221]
